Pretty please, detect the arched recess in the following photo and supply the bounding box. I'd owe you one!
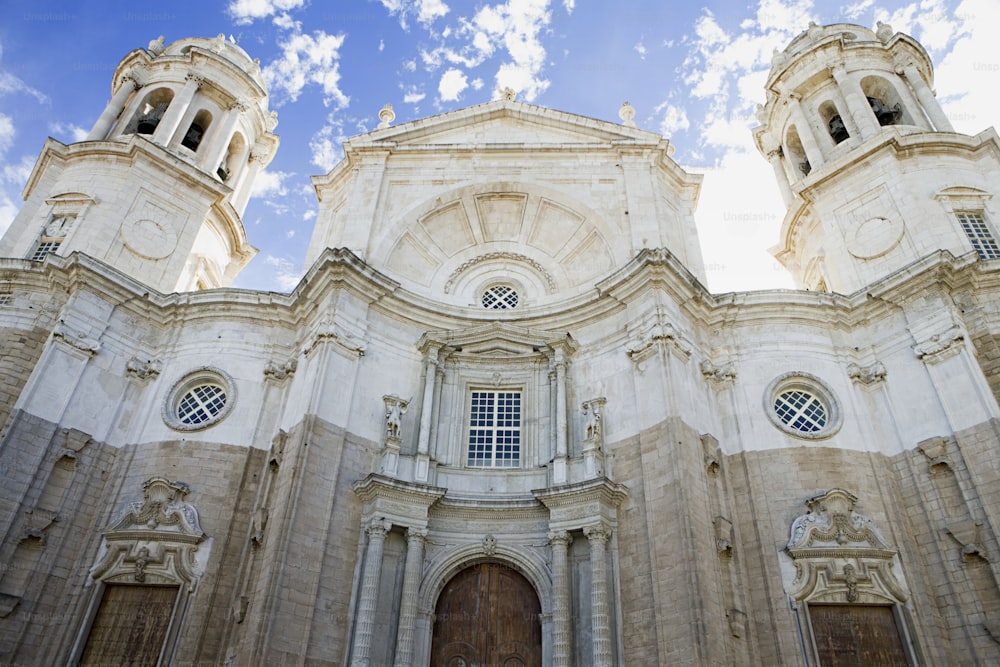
[784,125,810,179]
[122,87,175,136]
[68,478,208,666]
[375,182,621,303]
[861,74,921,128]
[783,489,917,666]
[818,99,850,145]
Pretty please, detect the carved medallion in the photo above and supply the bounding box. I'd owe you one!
[846,216,903,260]
[122,218,178,259]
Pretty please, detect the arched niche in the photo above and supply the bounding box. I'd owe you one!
[784,125,810,179]
[861,74,922,128]
[122,87,175,137]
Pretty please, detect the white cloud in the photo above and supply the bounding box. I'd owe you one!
[842,0,875,20]
[380,0,450,29]
[48,121,88,143]
[310,118,349,171]
[936,0,1000,135]
[379,39,385,52]
[262,28,349,108]
[302,209,317,220]
[0,113,14,156]
[2,155,33,189]
[0,192,18,238]
[403,87,427,104]
[227,0,306,24]
[634,40,647,60]
[438,68,469,101]
[404,59,418,72]
[654,102,690,136]
[470,0,553,101]
[252,169,293,198]
[563,0,574,13]
[263,254,302,291]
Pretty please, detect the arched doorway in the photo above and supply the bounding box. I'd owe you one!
[430,562,542,667]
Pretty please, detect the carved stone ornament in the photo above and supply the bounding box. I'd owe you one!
[847,361,886,385]
[377,103,396,128]
[700,359,736,386]
[618,101,636,127]
[785,489,907,605]
[304,312,366,358]
[582,397,605,444]
[263,358,298,382]
[52,321,100,356]
[913,325,965,364]
[89,477,207,591]
[126,356,162,381]
[483,534,497,556]
[626,308,692,363]
[384,395,409,442]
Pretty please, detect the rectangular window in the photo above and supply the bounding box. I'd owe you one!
[467,390,521,468]
[957,211,1000,260]
[30,239,62,261]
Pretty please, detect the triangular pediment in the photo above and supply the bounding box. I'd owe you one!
[348,99,664,150]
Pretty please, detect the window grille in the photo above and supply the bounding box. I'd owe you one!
[467,390,521,467]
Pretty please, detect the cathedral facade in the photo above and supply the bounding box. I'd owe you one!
[1,22,1000,666]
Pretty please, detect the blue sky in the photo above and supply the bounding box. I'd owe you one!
[0,0,997,293]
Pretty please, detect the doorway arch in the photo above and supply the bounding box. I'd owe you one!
[430,562,542,667]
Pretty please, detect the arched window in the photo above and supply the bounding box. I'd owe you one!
[181,109,212,151]
[784,125,810,177]
[860,75,909,127]
[818,100,849,144]
[123,88,174,136]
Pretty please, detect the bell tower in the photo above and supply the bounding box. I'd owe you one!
[0,34,279,292]
[756,22,1000,293]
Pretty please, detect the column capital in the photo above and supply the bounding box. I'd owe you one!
[367,518,392,538]
[405,527,428,542]
[547,529,573,547]
[184,72,205,88]
[584,523,611,543]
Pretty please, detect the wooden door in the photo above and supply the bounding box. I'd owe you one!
[430,562,542,667]
[79,584,178,667]
[809,604,909,666]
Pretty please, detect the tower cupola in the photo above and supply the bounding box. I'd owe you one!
[0,35,279,292]
[756,23,1000,294]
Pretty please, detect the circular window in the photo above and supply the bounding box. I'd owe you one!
[764,373,841,439]
[482,284,519,310]
[163,367,236,431]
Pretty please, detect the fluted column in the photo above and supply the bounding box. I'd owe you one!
[352,519,392,666]
[789,98,825,170]
[584,523,613,667]
[153,73,202,146]
[831,64,880,139]
[899,62,954,132]
[416,347,440,480]
[548,530,573,666]
[553,349,569,483]
[394,527,427,666]
[87,73,140,140]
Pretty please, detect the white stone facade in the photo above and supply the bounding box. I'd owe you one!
[1,23,1000,666]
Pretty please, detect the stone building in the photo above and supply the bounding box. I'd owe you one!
[1,21,1000,666]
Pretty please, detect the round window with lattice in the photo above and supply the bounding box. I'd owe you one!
[764,373,841,439]
[163,367,236,431]
[481,284,519,310]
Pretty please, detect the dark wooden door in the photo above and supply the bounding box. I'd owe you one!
[809,604,909,666]
[79,584,178,667]
[430,562,542,667]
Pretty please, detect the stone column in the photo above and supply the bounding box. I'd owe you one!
[416,347,440,480]
[152,73,202,146]
[831,65,881,140]
[789,98,825,171]
[553,349,569,483]
[548,530,573,667]
[899,62,954,132]
[394,528,427,667]
[766,147,795,206]
[230,150,267,214]
[87,74,140,140]
[352,519,391,666]
[584,523,613,667]
[199,100,246,171]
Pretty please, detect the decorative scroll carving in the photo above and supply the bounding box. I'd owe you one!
[89,477,207,591]
[126,356,162,381]
[269,429,287,470]
[700,359,736,385]
[52,322,100,356]
[304,312,366,358]
[917,436,951,474]
[714,516,734,557]
[785,489,906,605]
[482,534,497,556]
[626,309,692,362]
[264,358,297,382]
[443,252,557,294]
[847,361,886,385]
[913,325,964,363]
